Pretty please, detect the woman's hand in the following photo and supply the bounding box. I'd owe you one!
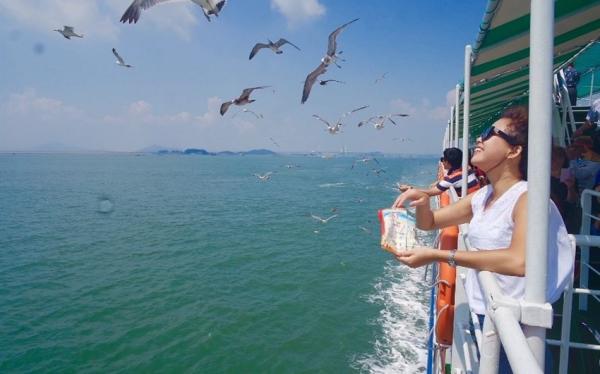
[381,243,438,268]
[394,248,438,268]
[393,188,430,208]
[398,183,412,192]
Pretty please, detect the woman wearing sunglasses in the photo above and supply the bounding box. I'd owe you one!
[386,106,573,373]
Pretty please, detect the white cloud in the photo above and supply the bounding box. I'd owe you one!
[0,0,198,40]
[105,97,221,127]
[2,88,82,118]
[271,0,326,25]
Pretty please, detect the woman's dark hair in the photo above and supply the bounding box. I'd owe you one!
[443,147,463,171]
[501,106,529,180]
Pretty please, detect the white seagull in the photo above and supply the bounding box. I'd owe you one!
[311,214,338,224]
[301,18,359,104]
[358,113,409,129]
[112,48,133,68]
[253,172,273,181]
[374,72,388,84]
[220,86,270,115]
[231,108,263,119]
[120,0,226,24]
[54,26,83,39]
[249,38,300,60]
[313,105,368,135]
[351,157,379,169]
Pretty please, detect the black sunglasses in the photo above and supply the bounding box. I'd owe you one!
[440,157,445,162]
[480,126,521,145]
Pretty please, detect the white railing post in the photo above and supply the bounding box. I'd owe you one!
[461,45,472,198]
[579,191,592,310]
[455,84,461,148]
[450,106,455,148]
[525,0,555,369]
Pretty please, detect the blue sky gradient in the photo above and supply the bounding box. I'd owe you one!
[0,1,485,153]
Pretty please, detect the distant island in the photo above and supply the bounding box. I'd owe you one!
[148,147,277,156]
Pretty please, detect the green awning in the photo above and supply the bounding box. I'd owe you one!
[457,0,600,139]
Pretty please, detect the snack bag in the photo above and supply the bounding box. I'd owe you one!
[378,208,421,251]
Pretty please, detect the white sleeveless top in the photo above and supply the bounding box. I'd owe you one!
[465,181,574,314]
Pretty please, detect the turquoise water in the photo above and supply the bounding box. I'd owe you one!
[0,154,436,373]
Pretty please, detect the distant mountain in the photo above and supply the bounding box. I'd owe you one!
[242,149,277,155]
[144,146,277,156]
[139,145,178,153]
[184,148,216,156]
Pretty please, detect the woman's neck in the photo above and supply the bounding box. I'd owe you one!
[487,166,522,199]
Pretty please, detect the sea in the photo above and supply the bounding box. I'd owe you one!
[0,153,438,373]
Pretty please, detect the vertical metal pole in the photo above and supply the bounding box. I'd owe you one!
[450,106,455,148]
[461,46,471,198]
[590,69,595,104]
[455,84,461,148]
[525,0,554,369]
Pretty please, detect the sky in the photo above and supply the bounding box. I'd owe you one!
[0,0,485,154]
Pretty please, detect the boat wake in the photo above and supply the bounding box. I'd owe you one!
[318,182,346,188]
[353,261,430,373]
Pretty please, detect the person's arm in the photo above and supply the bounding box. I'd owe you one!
[398,183,442,197]
[386,192,528,277]
[392,188,474,230]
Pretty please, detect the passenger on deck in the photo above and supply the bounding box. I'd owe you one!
[551,145,579,230]
[564,62,580,106]
[568,136,600,193]
[398,147,479,197]
[573,98,600,137]
[386,106,573,374]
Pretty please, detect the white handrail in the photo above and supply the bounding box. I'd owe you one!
[578,189,600,310]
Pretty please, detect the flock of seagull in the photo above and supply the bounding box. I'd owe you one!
[53,0,412,151]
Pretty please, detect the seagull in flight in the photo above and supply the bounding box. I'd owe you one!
[220,86,270,115]
[231,108,263,119]
[269,137,281,148]
[311,214,338,224]
[54,26,83,39]
[249,38,300,60]
[374,72,388,84]
[253,172,274,181]
[319,79,345,86]
[120,0,226,23]
[313,105,368,135]
[358,113,409,129]
[368,168,386,177]
[112,48,133,68]
[301,18,359,104]
[351,157,379,169]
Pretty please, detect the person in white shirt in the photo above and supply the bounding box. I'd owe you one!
[386,106,573,373]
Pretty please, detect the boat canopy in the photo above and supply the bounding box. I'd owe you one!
[458,0,600,139]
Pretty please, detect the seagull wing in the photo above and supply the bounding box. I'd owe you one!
[220,101,233,115]
[344,105,369,117]
[391,113,410,117]
[249,43,269,60]
[327,18,359,56]
[245,109,261,119]
[120,0,172,24]
[312,115,331,127]
[387,116,398,126]
[239,86,270,101]
[302,62,327,104]
[64,26,74,33]
[324,214,338,222]
[112,48,125,65]
[311,214,324,222]
[275,38,301,50]
[373,157,380,165]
